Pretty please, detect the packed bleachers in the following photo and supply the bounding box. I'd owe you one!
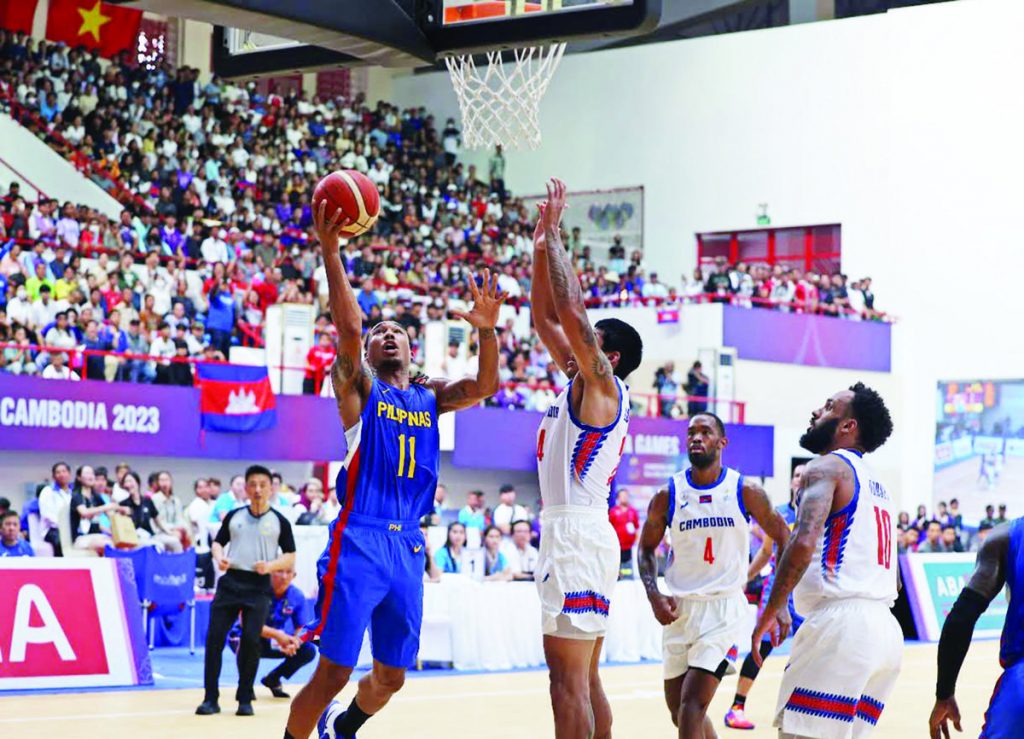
[0,30,882,414]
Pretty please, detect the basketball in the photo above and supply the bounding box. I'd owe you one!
[313,170,381,237]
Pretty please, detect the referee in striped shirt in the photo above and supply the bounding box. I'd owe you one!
[196,464,296,718]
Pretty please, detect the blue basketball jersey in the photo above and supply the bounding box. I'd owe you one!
[1000,517,1024,668]
[336,378,440,522]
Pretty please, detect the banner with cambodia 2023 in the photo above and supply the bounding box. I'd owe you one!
[0,374,343,461]
[453,407,774,483]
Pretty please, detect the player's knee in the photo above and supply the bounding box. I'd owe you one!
[549,671,589,705]
[314,661,352,697]
[371,665,406,695]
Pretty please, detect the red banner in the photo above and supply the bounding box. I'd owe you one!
[0,569,108,679]
[45,0,142,58]
[0,0,39,34]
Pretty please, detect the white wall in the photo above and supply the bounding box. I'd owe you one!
[386,0,1024,514]
[0,115,123,217]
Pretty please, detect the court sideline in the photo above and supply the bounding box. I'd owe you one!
[0,640,1001,738]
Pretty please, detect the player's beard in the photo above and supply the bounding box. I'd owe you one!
[687,448,717,469]
[800,417,840,454]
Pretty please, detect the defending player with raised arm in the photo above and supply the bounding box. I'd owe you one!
[532,178,643,739]
[638,412,791,738]
[753,383,899,739]
[284,202,503,739]
[929,519,1021,739]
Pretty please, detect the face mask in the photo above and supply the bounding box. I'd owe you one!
[16,289,26,300]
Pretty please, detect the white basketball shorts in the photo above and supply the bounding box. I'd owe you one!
[535,506,620,639]
[662,591,746,680]
[774,598,903,739]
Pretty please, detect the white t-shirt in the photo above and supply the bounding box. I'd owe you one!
[492,502,529,531]
[187,497,213,553]
[42,365,79,381]
[503,541,540,575]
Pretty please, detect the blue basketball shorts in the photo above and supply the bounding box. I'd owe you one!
[982,661,1024,739]
[303,512,425,669]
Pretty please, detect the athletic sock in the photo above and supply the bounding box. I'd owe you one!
[732,694,747,709]
[334,698,372,737]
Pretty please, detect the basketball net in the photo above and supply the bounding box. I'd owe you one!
[445,43,567,150]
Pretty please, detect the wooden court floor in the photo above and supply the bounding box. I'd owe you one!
[0,640,1002,738]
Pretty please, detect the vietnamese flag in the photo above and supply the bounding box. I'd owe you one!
[0,0,39,34]
[46,0,142,58]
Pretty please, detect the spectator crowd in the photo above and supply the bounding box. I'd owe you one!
[0,30,885,409]
[895,499,1011,554]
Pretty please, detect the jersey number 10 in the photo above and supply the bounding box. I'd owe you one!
[397,434,417,478]
[873,506,891,569]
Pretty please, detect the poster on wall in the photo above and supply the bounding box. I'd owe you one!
[901,552,1008,642]
[933,379,1024,521]
[520,186,644,259]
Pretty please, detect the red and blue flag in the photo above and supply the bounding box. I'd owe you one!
[197,364,277,433]
[700,494,713,504]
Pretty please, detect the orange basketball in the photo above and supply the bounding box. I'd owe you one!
[313,170,381,238]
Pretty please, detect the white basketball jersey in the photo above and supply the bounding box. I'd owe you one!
[536,377,630,509]
[665,466,749,599]
[793,449,898,614]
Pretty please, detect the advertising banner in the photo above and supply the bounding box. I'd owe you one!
[0,558,151,690]
[901,552,1008,642]
[453,407,773,480]
[722,305,891,372]
[0,374,342,461]
[973,436,1005,455]
[520,186,644,256]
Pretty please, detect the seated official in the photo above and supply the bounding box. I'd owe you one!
[435,521,467,574]
[228,568,316,698]
[482,525,512,582]
[1,511,33,557]
[505,519,540,581]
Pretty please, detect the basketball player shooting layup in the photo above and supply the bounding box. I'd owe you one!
[639,412,793,738]
[532,177,643,739]
[283,201,504,739]
[752,383,898,739]
[928,515,1023,739]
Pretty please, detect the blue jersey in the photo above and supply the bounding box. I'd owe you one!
[776,501,798,527]
[1000,517,1024,668]
[337,378,439,522]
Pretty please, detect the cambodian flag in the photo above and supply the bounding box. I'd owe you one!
[197,364,277,433]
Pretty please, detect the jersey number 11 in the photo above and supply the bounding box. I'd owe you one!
[397,434,416,478]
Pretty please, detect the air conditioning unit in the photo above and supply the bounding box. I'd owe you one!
[265,304,316,395]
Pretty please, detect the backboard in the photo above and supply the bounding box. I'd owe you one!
[204,0,661,78]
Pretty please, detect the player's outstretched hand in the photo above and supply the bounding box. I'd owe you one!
[542,178,567,233]
[451,268,507,329]
[313,200,354,252]
[647,591,679,626]
[533,203,547,250]
[928,697,962,739]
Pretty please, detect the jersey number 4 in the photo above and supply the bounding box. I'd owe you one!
[703,537,715,565]
[396,434,416,478]
[873,506,891,569]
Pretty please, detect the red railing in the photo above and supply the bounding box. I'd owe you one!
[0,341,747,422]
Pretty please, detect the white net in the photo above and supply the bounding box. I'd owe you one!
[445,43,567,150]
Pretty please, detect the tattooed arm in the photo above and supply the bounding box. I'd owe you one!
[743,478,793,639]
[639,490,679,626]
[541,178,618,426]
[750,454,847,662]
[530,204,574,375]
[315,200,371,429]
[430,269,505,413]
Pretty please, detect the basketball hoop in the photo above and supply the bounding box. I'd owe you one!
[445,42,567,150]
